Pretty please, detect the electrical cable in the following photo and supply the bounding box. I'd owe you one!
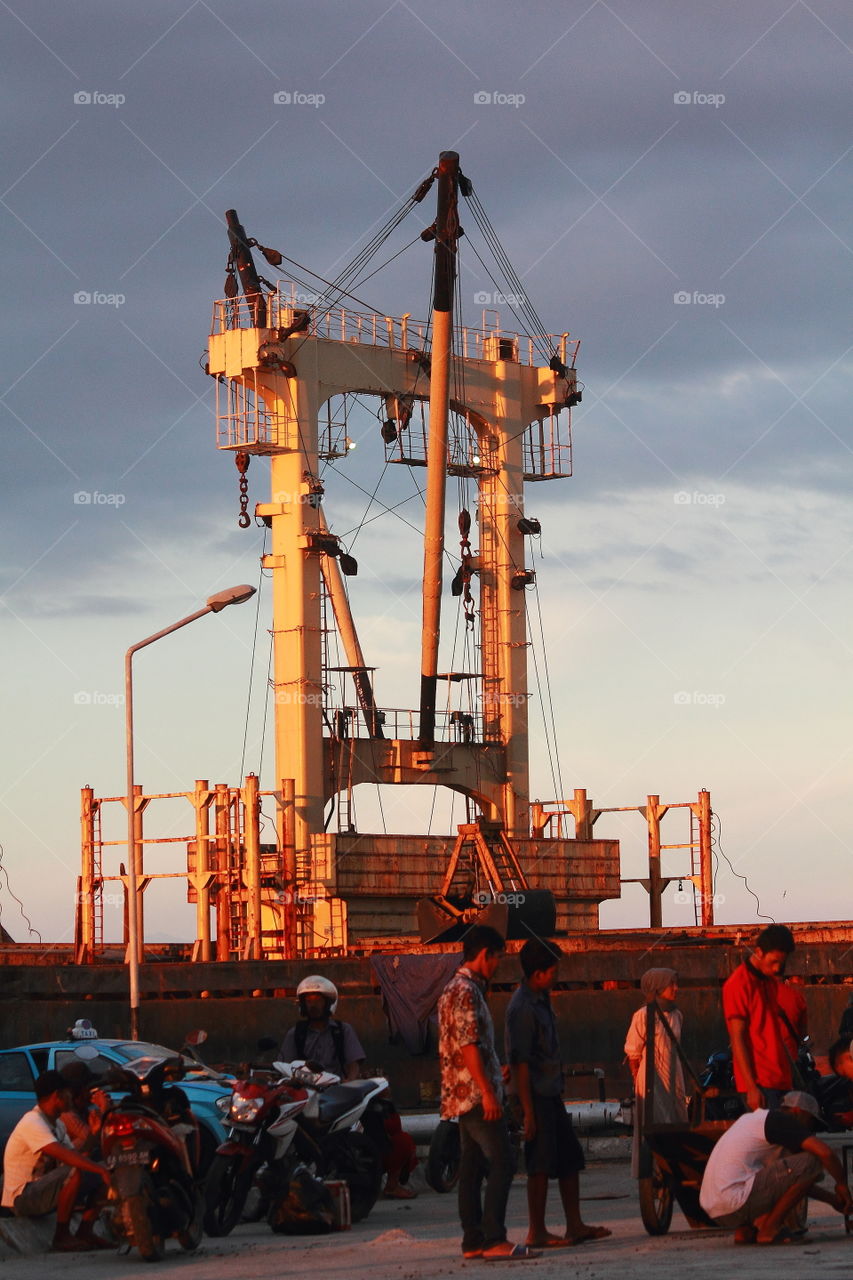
[711,811,772,922]
[0,842,42,943]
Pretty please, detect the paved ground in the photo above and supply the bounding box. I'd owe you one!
[1,1160,852,1279]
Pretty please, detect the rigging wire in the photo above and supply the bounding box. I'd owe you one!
[239,531,269,781]
[527,574,565,803]
[463,187,558,366]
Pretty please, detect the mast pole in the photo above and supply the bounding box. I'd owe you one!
[419,150,460,744]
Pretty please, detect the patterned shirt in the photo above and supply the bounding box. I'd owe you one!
[438,965,504,1119]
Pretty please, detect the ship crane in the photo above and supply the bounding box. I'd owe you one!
[205,151,610,950]
[74,153,719,968]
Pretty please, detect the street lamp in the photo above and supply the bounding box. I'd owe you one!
[125,584,256,1039]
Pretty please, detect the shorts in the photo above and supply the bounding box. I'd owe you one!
[713,1152,822,1228]
[524,1095,585,1179]
[12,1167,72,1217]
[12,1167,102,1219]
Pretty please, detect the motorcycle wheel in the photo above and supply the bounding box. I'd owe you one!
[425,1120,460,1193]
[321,1132,382,1223]
[203,1154,256,1237]
[125,1186,166,1262]
[178,1186,205,1252]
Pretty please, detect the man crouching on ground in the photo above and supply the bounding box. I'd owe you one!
[1,1069,112,1251]
[699,1089,851,1245]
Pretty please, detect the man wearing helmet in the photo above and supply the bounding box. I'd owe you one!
[280,974,418,1199]
[280,975,365,1080]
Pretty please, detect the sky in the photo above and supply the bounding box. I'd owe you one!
[1,0,851,947]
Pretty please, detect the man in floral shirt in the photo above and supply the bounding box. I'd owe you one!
[438,925,539,1261]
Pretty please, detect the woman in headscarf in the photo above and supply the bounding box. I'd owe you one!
[624,967,688,1178]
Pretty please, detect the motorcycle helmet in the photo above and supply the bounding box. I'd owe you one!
[296,974,338,1015]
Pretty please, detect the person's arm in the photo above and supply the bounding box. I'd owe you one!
[506,998,536,1135]
[341,1023,366,1080]
[624,1009,644,1088]
[802,1136,853,1213]
[39,1140,110,1187]
[461,1043,502,1121]
[727,1016,763,1111]
[512,1061,536,1140]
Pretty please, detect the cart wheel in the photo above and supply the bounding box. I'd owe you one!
[639,1164,674,1235]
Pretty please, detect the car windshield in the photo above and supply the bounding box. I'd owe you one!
[111,1042,184,1062]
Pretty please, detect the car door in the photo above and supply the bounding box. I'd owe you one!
[0,1050,37,1160]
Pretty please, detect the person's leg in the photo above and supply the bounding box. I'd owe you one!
[383,1126,417,1198]
[523,1099,569,1247]
[473,1117,514,1251]
[526,1173,551,1244]
[551,1103,610,1244]
[742,1153,822,1243]
[457,1111,487,1256]
[754,1174,817,1242]
[52,1170,84,1248]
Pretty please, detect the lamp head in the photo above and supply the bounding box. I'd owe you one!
[206,584,256,613]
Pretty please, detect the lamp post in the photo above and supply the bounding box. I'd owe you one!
[125,584,256,1039]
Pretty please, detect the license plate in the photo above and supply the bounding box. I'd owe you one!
[108,1150,149,1167]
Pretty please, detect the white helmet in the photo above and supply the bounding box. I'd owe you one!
[296,974,338,1014]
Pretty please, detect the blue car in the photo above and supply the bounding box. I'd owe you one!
[0,1032,232,1174]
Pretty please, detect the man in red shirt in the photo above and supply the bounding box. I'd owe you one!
[776,974,808,1060]
[723,924,795,1111]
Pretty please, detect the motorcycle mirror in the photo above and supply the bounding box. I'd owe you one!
[73,1044,100,1061]
[257,1036,278,1052]
[184,1030,208,1047]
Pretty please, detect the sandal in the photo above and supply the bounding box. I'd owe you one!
[482,1243,542,1260]
[383,1184,417,1199]
[756,1228,807,1246]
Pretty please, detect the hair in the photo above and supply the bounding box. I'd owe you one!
[35,1069,69,1101]
[755,924,795,955]
[519,938,562,978]
[828,1037,852,1074]
[462,924,506,961]
[59,1061,95,1093]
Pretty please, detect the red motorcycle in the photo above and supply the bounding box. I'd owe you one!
[203,1066,311,1236]
[99,1054,204,1261]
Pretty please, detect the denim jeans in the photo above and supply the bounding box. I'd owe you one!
[457,1105,515,1253]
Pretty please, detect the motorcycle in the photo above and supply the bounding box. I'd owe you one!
[281,1059,386,1223]
[205,1055,385,1231]
[697,1041,853,1131]
[98,1053,204,1262]
[203,1065,312,1236]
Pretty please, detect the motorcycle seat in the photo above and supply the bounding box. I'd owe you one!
[317,1082,376,1122]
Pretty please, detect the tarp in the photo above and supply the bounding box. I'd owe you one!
[370,953,461,1054]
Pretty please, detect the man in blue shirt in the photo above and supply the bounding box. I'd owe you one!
[506,939,610,1248]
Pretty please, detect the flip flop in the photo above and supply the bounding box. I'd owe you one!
[756,1229,807,1246]
[482,1243,542,1260]
[463,1249,484,1259]
[527,1237,574,1249]
[564,1225,611,1245]
[383,1185,417,1199]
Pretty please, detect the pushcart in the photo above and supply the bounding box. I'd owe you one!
[636,1001,734,1235]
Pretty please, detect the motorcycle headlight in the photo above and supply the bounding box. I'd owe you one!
[215,1095,232,1116]
[229,1093,264,1123]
